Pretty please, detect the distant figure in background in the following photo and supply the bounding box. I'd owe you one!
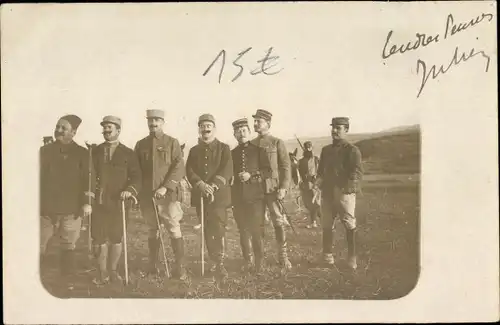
[298,141,321,229]
[231,117,271,274]
[251,109,292,271]
[315,117,363,270]
[289,148,300,187]
[43,136,54,146]
[40,115,95,290]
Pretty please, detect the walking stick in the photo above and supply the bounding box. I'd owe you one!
[152,197,171,278]
[85,142,93,258]
[200,195,205,276]
[121,195,138,286]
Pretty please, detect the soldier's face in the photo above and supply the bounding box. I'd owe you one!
[102,123,120,141]
[54,119,76,144]
[331,124,348,139]
[148,118,164,133]
[253,118,269,133]
[199,121,215,140]
[234,126,250,144]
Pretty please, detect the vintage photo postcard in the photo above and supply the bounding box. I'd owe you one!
[2,1,498,324]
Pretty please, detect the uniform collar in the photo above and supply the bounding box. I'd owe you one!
[199,137,218,149]
[104,140,120,147]
[150,130,164,139]
[332,138,349,146]
[238,141,250,148]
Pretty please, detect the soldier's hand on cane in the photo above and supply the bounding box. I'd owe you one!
[120,190,133,200]
[314,177,323,190]
[154,186,168,199]
[81,204,92,217]
[198,181,214,197]
[277,188,287,201]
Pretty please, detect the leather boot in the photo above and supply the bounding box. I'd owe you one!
[109,243,123,283]
[92,244,109,285]
[274,226,291,270]
[148,236,160,275]
[252,234,264,274]
[171,237,187,281]
[346,228,357,270]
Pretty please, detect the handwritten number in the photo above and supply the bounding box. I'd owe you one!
[203,47,282,83]
[232,47,252,82]
[203,50,226,83]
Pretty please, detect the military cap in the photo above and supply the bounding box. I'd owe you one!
[60,114,82,130]
[232,117,249,129]
[330,117,350,126]
[100,115,122,128]
[146,109,165,120]
[252,109,273,122]
[198,113,216,126]
[304,141,313,148]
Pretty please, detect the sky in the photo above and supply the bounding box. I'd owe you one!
[3,3,495,150]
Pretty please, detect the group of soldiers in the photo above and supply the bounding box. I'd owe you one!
[40,108,363,289]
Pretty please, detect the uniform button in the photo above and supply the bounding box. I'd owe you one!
[205,163,208,166]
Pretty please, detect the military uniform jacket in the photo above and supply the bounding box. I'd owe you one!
[134,132,185,202]
[231,142,272,204]
[93,142,142,210]
[250,134,291,193]
[298,155,320,182]
[40,141,96,216]
[186,138,233,208]
[317,139,363,193]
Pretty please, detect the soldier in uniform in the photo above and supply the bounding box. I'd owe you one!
[298,141,321,229]
[250,109,292,270]
[40,114,95,288]
[91,116,142,284]
[186,114,233,277]
[231,118,272,273]
[315,117,363,270]
[134,109,187,280]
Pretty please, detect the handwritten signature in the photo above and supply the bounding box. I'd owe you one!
[381,12,494,98]
[203,47,283,83]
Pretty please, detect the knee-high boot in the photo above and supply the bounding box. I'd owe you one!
[346,228,357,269]
[274,226,291,270]
[171,237,187,280]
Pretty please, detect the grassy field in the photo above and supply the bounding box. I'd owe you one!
[41,175,419,300]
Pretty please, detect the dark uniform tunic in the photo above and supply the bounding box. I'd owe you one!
[231,141,272,261]
[40,141,96,252]
[186,138,233,263]
[91,141,142,244]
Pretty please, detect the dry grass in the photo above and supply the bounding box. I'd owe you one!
[41,176,419,300]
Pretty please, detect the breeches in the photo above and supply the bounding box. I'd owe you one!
[91,205,124,245]
[40,214,82,252]
[140,198,184,239]
[321,187,356,230]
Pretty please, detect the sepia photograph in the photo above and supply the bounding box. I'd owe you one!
[2,2,498,324]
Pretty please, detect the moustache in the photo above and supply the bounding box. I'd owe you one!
[55,133,64,137]
[202,130,211,134]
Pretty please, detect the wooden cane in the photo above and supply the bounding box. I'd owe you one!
[121,199,129,285]
[200,195,205,276]
[152,197,171,278]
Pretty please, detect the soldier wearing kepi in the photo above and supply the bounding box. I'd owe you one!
[91,116,142,284]
[231,118,272,273]
[298,141,321,229]
[186,114,233,277]
[40,114,95,288]
[315,117,363,270]
[134,109,187,280]
[250,109,292,270]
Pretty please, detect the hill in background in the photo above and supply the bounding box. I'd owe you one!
[285,124,420,175]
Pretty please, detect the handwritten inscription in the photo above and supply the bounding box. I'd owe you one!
[381,12,494,98]
[416,46,491,98]
[203,47,283,83]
